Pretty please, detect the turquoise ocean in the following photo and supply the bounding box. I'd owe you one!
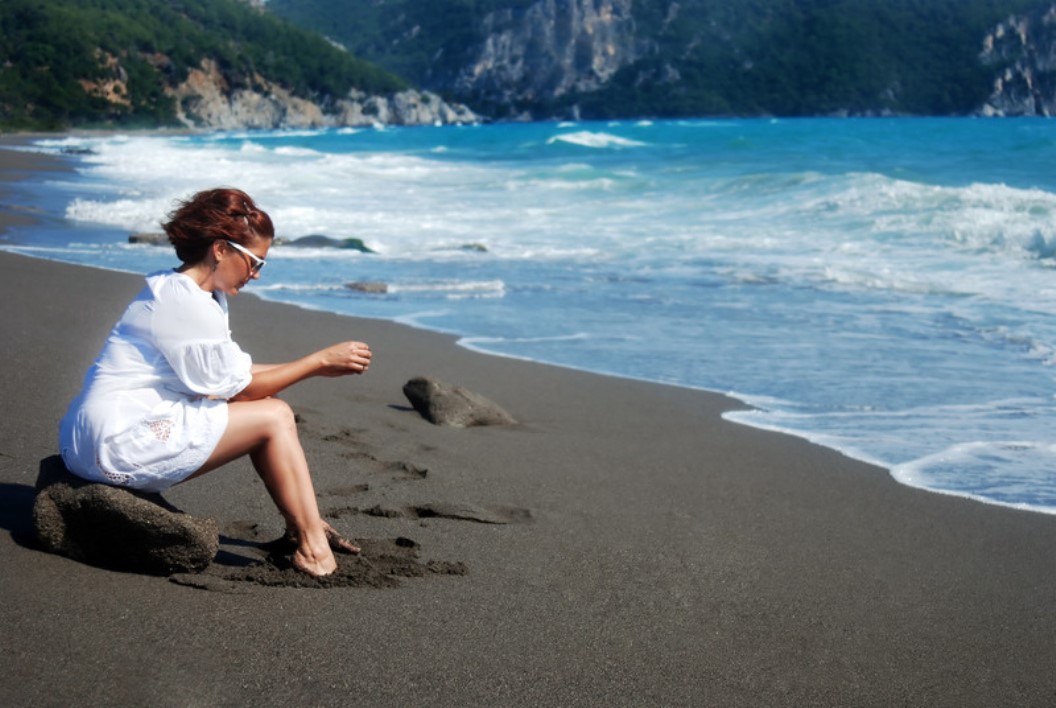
[6,118,1056,514]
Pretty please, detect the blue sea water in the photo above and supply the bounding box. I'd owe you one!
[6,117,1056,514]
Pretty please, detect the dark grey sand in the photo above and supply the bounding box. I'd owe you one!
[2,140,1056,706]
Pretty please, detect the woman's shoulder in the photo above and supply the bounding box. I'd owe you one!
[147,270,200,295]
[146,270,216,309]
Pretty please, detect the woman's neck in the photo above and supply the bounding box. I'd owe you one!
[176,261,215,291]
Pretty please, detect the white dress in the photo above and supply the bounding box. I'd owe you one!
[59,270,253,492]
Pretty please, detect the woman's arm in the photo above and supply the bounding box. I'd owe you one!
[232,341,372,401]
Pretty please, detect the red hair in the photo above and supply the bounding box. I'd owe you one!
[163,188,274,264]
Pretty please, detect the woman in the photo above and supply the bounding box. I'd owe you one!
[59,187,372,577]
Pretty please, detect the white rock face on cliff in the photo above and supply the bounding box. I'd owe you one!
[978,5,1056,116]
[334,89,481,126]
[170,59,481,129]
[456,0,640,103]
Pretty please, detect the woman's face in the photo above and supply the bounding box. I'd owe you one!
[215,236,270,296]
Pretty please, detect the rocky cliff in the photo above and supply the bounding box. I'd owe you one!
[454,0,642,110]
[168,59,481,129]
[978,4,1056,116]
[264,0,1056,120]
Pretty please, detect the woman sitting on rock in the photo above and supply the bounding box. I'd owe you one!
[59,187,371,576]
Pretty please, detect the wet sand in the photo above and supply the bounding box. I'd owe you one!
[2,138,1056,706]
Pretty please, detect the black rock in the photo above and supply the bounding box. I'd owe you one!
[285,234,375,253]
[128,232,169,246]
[402,376,516,428]
[32,456,218,575]
[346,281,388,293]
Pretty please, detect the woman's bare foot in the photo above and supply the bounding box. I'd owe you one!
[283,524,360,555]
[287,525,339,577]
[280,523,360,569]
[290,546,338,577]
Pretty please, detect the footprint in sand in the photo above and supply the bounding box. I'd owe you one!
[352,501,533,525]
[299,417,431,484]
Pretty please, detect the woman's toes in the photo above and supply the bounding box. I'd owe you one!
[324,525,361,554]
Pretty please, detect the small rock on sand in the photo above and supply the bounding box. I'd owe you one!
[402,376,516,427]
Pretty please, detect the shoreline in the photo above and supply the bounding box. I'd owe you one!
[13,233,1056,521]
[7,128,1056,520]
[0,130,880,508]
[0,134,74,236]
[4,137,1056,705]
[6,127,1056,520]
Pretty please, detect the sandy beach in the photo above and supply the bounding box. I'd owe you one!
[2,139,1056,706]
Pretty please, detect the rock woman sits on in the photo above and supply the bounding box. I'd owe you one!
[59,187,372,576]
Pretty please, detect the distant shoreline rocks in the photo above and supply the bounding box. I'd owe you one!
[129,232,376,253]
[129,233,490,256]
[276,234,374,252]
[346,281,388,294]
[128,232,168,245]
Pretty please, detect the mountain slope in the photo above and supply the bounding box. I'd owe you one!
[0,0,406,129]
[268,0,1046,118]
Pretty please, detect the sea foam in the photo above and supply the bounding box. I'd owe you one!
[17,118,1056,516]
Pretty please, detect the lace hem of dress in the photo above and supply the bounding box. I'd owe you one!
[99,466,135,487]
[93,405,225,492]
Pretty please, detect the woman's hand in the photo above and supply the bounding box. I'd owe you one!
[232,341,373,401]
[317,341,372,376]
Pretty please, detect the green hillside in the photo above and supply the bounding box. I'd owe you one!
[0,0,405,130]
[4,0,1047,128]
[268,0,532,95]
[268,0,1044,118]
[585,0,1042,118]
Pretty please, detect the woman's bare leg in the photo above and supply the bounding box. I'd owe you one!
[188,398,351,576]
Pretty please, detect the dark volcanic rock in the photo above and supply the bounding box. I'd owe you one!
[283,234,375,252]
[346,281,388,294]
[128,232,169,246]
[402,376,516,428]
[33,456,219,575]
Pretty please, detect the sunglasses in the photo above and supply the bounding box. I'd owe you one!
[224,239,266,274]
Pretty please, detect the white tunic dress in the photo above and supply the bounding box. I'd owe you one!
[59,271,253,492]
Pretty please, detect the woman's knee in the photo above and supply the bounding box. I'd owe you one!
[257,398,297,436]
[229,398,297,441]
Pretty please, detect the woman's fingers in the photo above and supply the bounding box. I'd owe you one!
[319,341,372,375]
[345,341,371,373]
